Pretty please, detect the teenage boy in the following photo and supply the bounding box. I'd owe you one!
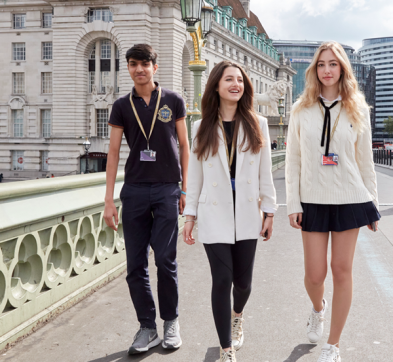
[103,44,189,355]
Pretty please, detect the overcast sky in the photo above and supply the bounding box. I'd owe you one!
[251,0,393,51]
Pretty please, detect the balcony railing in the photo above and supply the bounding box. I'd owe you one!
[373,149,393,166]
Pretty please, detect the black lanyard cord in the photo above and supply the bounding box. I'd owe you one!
[319,99,339,156]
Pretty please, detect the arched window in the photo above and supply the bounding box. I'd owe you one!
[87,39,120,94]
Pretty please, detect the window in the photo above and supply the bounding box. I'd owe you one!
[100,71,111,93]
[101,40,111,59]
[42,13,52,28]
[89,72,95,93]
[42,109,51,138]
[41,151,49,171]
[42,72,52,94]
[13,43,25,61]
[97,109,109,137]
[12,110,24,137]
[13,14,26,29]
[42,42,52,60]
[12,151,24,171]
[87,8,113,23]
[13,73,25,94]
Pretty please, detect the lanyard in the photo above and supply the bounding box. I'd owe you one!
[218,114,237,168]
[318,102,342,142]
[129,87,162,150]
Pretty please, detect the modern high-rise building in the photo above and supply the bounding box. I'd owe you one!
[359,37,393,142]
[273,40,376,136]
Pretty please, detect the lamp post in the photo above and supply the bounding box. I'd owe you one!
[277,96,285,150]
[83,137,91,174]
[180,0,213,145]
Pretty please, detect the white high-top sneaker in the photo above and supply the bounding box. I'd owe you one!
[231,310,244,351]
[317,343,341,362]
[220,347,236,362]
[307,298,328,343]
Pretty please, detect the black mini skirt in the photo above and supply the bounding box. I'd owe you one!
[301,201,381,232]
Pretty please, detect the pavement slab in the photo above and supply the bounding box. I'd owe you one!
[2,167,393,362]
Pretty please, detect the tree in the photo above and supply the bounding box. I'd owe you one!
[383,116,393,138]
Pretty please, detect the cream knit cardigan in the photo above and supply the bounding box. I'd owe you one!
[285,100,378,216]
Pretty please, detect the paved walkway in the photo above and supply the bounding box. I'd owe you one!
[2,167,393,362]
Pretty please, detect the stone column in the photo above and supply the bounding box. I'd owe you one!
[111,42,116,92]
[95,41,100,92]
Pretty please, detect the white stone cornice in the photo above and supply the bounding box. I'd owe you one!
[210,22,279,68]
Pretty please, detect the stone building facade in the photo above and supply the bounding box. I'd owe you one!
[0,0,294,181]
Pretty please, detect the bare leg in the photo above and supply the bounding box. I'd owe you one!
[328,228,359,347]
[302,231,329,312]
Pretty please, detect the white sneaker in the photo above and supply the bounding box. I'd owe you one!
[220,347,236,362]
[307,298,328,343]
[231,310,244,351]
[317,343,341,362]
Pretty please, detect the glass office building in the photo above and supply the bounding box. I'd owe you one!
[273,40,376,137]
[359,37,393,141]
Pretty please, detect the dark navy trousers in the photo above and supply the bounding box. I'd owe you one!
[120,182,180,329]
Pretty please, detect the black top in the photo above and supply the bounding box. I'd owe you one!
[108,82,186,184]
[222,121,237,179]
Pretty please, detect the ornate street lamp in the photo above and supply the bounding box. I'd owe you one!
[179,0,212,146]
[83,137,91,174]
[201,1,214,37]
[277,96,285,150]
[180,0,203,26]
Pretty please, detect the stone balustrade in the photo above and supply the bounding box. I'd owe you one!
[0,172,127,351]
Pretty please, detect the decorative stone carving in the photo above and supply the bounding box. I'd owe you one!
[254,80,287,116]
[8,96,26,110]
[0,206,124,313]
[92,85,114,109]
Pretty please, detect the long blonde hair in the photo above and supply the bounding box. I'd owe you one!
[295,41,369,132]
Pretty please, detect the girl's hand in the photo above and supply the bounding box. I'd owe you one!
[366,220,378,232]
[289,213,302,229]
[183,219,195,245]
[260,215,274,241]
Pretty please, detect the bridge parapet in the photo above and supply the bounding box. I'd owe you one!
[0,152,286,351]
[0,173,126,350]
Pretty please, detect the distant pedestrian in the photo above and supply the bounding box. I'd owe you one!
[183,61,277,362]
[51,174,54,178]
[286,41,380,362]
[103,44,189,355]
[0,173,3,183]
[271,139,277,150]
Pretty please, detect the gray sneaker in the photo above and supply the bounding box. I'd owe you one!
[128,328,161,355]
[162,317,182,349]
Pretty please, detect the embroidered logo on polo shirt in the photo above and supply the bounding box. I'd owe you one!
[158,105,172,123]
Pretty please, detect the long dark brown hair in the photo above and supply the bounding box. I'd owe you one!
[194,61,264,160]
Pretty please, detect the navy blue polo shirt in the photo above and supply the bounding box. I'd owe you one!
[108,82,186,184]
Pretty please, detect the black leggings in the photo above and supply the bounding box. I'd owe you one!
[204,239,257,349]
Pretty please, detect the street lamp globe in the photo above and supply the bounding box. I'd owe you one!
[180,0,203,26]
[83,137,91,152]
[201,1,214,37]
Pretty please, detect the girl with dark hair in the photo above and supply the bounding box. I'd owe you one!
[183,61,277,362]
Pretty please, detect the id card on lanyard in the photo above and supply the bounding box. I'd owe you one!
[129,87,162,162]
[318,102,342,166]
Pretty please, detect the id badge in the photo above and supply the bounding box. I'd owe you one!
[231,178,236,191]
[321,153,338,166]
[140,150,156,162]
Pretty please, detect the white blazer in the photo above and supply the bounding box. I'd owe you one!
[183,116,278,244]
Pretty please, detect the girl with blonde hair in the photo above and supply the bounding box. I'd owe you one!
[286,41,380,362]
